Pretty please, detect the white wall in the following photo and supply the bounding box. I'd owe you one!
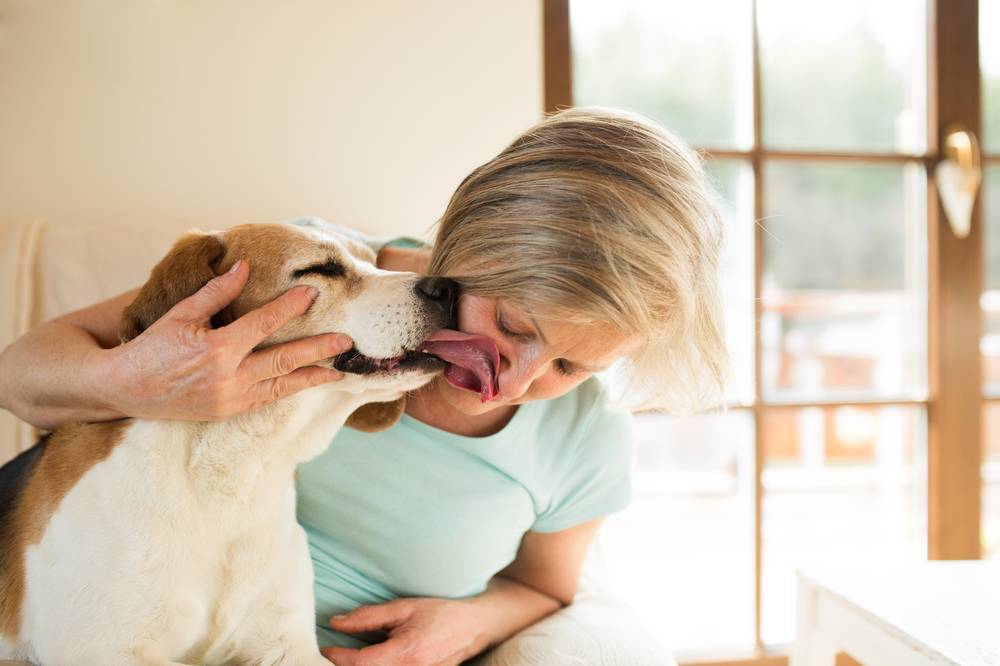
[0,0,544,239]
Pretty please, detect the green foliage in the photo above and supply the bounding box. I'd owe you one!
[572,11,740,147]
[761,26,909,151]
[572,7,936,292]
[764,163,908,290]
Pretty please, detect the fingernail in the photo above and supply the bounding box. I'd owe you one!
[305,286,319,301]
[332,614,348,620]
[228,260,242,274]
[331,333,352,349]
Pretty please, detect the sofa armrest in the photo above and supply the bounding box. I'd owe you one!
[470,590,676,666]
[0,222,45,464]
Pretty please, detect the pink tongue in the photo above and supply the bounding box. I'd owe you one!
[421,329,500,402]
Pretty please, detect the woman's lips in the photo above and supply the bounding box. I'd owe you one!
[420,329,501,402]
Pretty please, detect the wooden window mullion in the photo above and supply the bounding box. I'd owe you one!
[926,0,983,560]
[543,0,572,113]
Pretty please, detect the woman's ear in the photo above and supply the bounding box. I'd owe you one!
[345,398,407,433]
[119,231,226,342]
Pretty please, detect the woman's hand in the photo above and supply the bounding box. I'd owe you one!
[321,598,488,666]
[98,260,352,422]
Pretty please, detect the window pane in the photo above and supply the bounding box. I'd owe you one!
[603,411,755,654]
[571,0,753,150]
[762,161,927,402]
[983,0,1000,153]
[707,158,755,405]
[758,0,926,153]
[985,166,1000,394]
[985,402,1000,559]
[761,405,926,645]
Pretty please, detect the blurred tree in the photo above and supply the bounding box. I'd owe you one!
[573,4,914,291]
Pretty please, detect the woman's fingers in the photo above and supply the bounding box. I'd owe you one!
[320,641,406,666]
[220,284,319,351]
[246,365,347,407]
[322,599,470,666]
[169,259,250,324]
[240,332,352,408]
[241,333,353,383]
[322,604,417,666]
[329,602,412,633]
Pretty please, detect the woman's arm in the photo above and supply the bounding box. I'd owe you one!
[321,518,603,665]
[494,517,604,606]
[0,289,140,428]
[0,261,351,430]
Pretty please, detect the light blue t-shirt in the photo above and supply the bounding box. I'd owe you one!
[295,376,635,648]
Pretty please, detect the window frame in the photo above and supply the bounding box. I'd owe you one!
[545,0,988,661]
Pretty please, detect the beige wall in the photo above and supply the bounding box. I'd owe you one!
[0,1,543,459]
[0,0,544,239]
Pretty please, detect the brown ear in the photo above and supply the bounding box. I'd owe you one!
[119,232,226,342]
[345,398,407,433]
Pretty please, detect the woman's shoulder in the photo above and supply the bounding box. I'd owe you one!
[528,378,636,533]
[545,376,632,429]
[531,377,635,457]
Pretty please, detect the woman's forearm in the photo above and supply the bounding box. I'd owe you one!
[463,573,564,656]
[0,321,124,430]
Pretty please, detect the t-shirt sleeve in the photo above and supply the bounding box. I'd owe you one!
[530,398,636,533]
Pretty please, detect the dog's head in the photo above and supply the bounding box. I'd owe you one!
[119,222,456,431]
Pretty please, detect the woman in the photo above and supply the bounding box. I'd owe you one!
[0,107,727,665]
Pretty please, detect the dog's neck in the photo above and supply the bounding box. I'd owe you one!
[174,385,400,498]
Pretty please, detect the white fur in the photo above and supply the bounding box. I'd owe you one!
[10,380,427,666]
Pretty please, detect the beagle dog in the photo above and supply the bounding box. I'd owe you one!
[0,222,466,665]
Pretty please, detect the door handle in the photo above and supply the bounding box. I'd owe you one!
[934,124,982,239]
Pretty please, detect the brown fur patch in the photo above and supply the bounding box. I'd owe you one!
[345,398,406,433]
[119,233,226,342]
[217,224,365,345]
[0,421,127,640]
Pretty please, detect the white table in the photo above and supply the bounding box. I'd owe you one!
[791,562,1000,666]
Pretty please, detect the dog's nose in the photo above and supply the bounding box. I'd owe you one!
[415,277,459,307]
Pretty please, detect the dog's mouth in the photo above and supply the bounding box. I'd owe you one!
[333,330,501,403]
[332,349,445,375]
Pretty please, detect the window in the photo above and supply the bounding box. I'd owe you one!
[550,0,990,660]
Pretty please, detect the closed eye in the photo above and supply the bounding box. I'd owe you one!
[293,259,345,279]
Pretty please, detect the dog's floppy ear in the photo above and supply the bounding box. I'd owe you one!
[119,232,227,342]
[345,398,407,433]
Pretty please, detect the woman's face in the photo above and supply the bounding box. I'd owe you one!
[429,292,640,415]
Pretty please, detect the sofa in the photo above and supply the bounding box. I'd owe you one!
[0,221,675,665]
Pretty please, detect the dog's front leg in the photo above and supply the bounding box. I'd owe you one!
[230,635,332,666]
[97,650,195,666]
[231,599,334,666]
[275,644,337,666]
[228,524,335,666]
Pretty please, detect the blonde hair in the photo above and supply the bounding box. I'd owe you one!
[427,107,728,414]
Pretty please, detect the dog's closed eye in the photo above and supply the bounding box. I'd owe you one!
[293,259,346,279]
